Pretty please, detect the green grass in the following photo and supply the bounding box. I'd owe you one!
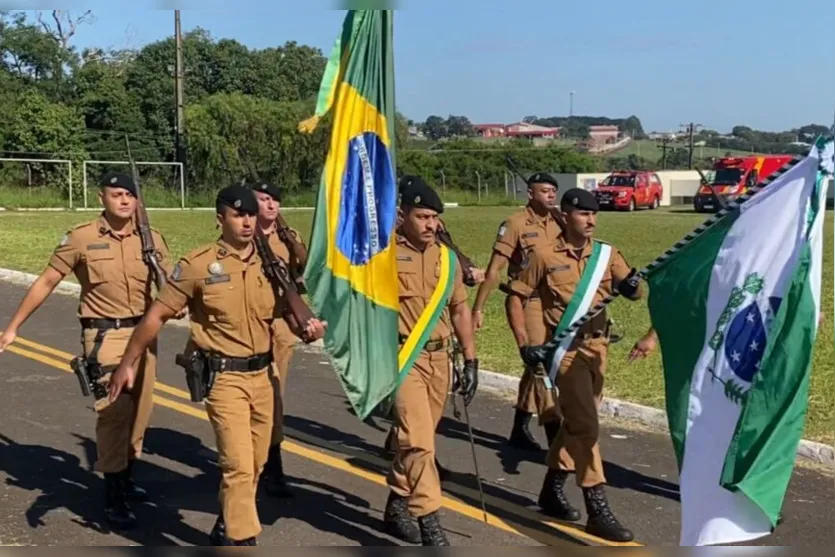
[605,139,758,160]
[0,207,831,443]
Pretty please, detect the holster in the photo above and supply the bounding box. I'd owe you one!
[70,356,109,401]
[175,350,214,402]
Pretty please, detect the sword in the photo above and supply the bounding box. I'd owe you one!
[451,339,488,524]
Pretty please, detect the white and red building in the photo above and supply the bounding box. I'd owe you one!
[473,122,561,139]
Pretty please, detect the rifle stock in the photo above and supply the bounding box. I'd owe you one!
[436,221,477,287]
[254,228,315,341]
[125,136,166,291]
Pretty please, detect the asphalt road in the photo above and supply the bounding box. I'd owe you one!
[0,281,832,547]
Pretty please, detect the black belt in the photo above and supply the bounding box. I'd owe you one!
[205,352,273,373]
[398,335,450,353]
[80,316,143,331]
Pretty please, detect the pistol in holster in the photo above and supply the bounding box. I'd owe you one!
[70,356,109,401]
[175,350,214,402]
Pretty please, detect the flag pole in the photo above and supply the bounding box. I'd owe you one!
[532,155,807,357]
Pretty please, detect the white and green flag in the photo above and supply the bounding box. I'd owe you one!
[645,137,833,546]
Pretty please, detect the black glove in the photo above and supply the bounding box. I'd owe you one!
[617,268,641,299]
[519,345,548,368]
[461,359,478,406]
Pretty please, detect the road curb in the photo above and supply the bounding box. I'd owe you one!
[1,266,832,469]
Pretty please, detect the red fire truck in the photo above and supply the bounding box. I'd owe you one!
[693,155,793,212]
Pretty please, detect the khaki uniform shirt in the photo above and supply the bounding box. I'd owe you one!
[509,235,640,336]
[397,235,468,342]
[48,215,172,319]
[157,240,279,358]
[493,206,562,281]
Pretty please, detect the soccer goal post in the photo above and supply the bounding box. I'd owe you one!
[0,157,74,209]
[83,160,185,209]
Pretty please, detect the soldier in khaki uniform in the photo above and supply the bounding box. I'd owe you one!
[251,182,307,498]
[472,173,563,450]
[108,185,326,546]
[0,172,173,530]
[382,178,478,547]
[507,188,642,542]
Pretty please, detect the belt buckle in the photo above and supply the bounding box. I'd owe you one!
[114,318,121,329]
[219,358,228,372]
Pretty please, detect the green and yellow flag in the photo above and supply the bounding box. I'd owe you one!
[300,10,399,420]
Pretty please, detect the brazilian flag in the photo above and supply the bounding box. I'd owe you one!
[300,10,399,420]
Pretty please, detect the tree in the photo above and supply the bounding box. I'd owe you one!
[422,115,447,140]
[446,115,474,138]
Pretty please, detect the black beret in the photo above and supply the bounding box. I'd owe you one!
[216,184,259,215]
[100,172,137,196]
[399,175,443,214]
[251,182,282,202]
[561,188,599,212]
[527,172,559,189]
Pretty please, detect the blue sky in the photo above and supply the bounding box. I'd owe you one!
[13,0,835,133]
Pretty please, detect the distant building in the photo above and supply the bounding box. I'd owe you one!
[473,122,561,139]
[588,125,620,143]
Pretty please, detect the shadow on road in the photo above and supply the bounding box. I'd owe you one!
[603,461,680,502]
[0,431,208,546]
[145,427,400,546]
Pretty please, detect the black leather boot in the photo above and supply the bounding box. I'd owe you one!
[538,468,581,521]
[418,511,450,546]
[209,515,226,546]
[124,460,150,503]
[543,419,561,448]
[103,472,137,530]
[508,409,541,451]
[583,484,634,542]
[262,444,293,498]
[383,491,421,543]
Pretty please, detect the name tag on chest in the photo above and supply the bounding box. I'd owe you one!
[522,232,539,239]
[205,274,231,285]
[547,264,571,273]
[86,243,110,250]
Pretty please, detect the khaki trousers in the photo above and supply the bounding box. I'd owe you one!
[507,295,559,424]
[387,350,450,517]
[546,337,608,487]
[206,368,273,541]
[269,318,296,445]
[83,327,157,474]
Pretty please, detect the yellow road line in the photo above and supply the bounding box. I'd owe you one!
[3,333,643,547]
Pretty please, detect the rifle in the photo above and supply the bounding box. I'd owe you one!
[253,226,316,342]
[274,211,308,293]
[436,219,478,287]
[125,135,166,291]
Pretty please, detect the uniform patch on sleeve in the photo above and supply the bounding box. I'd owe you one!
[58,234,69,247]
[497,224,507,239]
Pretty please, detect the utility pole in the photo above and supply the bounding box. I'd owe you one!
[680,122,703,169]
[570,91,575,118]
[174,10,185,167]
[656,135,673,170]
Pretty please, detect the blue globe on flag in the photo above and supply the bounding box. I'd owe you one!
[723,297,782,383]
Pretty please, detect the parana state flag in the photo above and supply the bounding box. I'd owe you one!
[645,136,833,546]
[300,10,399,420]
